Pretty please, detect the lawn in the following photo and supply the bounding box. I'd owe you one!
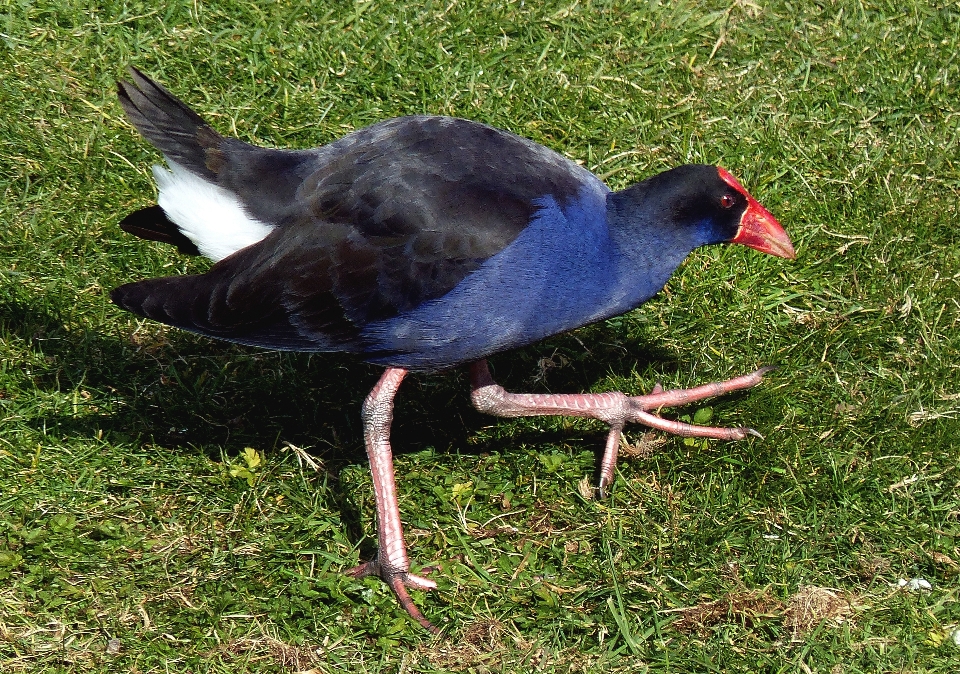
[2,0,959,671]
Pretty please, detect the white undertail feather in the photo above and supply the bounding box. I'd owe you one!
[152,160,274,262]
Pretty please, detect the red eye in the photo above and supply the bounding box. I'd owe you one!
[720,194,735,209]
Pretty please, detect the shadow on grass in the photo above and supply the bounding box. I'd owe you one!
[0,293,683,450]
[0,289,720,553]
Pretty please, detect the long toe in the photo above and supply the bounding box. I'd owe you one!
[630,367,776,412]
[388,575,440,634]
[344,560,377,579]
[345,559,440,633]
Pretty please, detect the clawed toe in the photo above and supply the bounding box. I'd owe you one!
[589,369,776,495]
[387,575,441,634]
[345,558,440,633]
[344,560,376,579]
[402,571,438,591]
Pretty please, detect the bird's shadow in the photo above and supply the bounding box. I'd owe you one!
[0,292,695,555]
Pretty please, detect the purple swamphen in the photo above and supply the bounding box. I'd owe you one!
[111,68,796,633]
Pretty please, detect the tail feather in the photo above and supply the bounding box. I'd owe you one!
[110,276,323,351]
[117,66,222,180]
[119,205,201,256]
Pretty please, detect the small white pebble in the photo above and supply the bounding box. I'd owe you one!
[896,577,932,591]
[951,629,960,647]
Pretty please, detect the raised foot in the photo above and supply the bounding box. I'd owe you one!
[346,559,440,634]
[602,368,773,491]
[470,361,777,497]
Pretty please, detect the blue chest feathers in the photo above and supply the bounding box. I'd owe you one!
[361,186,680,369]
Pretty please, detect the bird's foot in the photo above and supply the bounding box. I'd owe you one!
[622,366,776,427]
[470,361,776,496]
[346,558,440,634]
[598,368,775,491]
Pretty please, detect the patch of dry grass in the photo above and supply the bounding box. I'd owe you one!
[673,585,855,641]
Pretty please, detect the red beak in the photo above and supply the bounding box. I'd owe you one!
[718,167,796,259]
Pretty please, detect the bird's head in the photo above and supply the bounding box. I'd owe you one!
[615,164,795,261]
[646,164,796,259]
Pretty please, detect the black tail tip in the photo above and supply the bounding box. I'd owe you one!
[110,284,143,312]
[109,286,128,309]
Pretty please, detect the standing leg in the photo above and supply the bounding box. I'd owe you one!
[345,367,439,634]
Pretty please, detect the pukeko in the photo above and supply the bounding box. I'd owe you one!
[111,68,795,633]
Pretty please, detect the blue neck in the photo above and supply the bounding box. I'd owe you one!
[604,188,703,307]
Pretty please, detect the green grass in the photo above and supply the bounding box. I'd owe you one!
[2,0,960,671]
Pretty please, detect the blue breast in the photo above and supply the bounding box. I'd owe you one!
[361,184,679,370]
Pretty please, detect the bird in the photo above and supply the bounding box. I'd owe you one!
[111,67,795,633]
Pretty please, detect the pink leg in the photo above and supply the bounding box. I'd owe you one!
[470,361,773,494]
[345,367,440,634]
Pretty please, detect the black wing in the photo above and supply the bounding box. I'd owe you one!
[114,71,606,362]
[113,221,364,352]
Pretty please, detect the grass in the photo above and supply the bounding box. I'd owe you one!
[1,0,960,671]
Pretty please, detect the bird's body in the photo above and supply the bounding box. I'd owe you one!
[112,68,795,633]
[114,73,791,370]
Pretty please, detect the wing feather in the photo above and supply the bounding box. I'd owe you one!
[115,72,609,367]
